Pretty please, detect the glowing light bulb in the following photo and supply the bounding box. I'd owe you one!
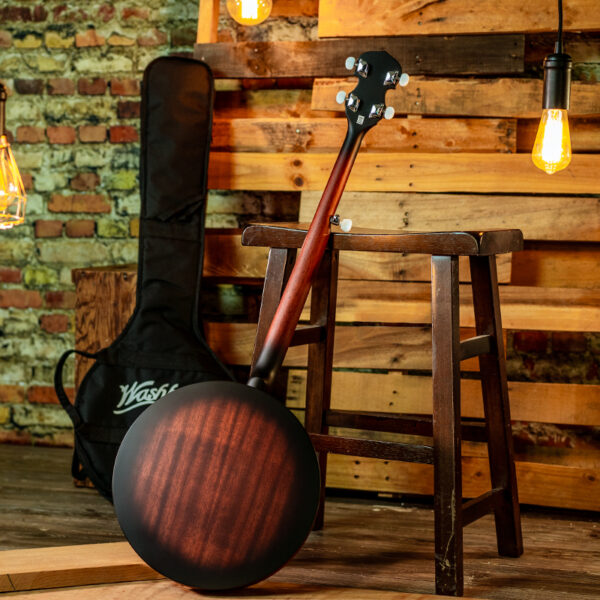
[531,108,571,175]
[0,135,27,229]
[226,0,272,25]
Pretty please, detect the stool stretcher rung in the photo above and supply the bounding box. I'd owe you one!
[462,488,505,527]
[459,334,494,361]
[310,433,434,464]
[290,324,325,346]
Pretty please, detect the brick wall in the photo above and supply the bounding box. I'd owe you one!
[0,1,316,445]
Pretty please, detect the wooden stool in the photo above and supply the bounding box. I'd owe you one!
[242,223,524,597]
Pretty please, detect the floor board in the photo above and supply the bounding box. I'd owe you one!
[0,444,598,599]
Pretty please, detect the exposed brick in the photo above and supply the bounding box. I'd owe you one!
[44,290,76,309]
[0,385,26,403]
[0,7,32,22]
[0,430,32,445]
[108,33,135,46]
[97,4,116,22]
[117,100,140,119]
[130,218,140,237]
[53,5,89,22]
[0,267,21,283]
[137,28,168,47]
[16,125,45,143]
[47,77,75,95]
[21,173,34,190]
[122,7,150,20]
[513,331,549,354]
[49,193,111,213]
[109,125,138,143]
[47,125,76,144]
[35,219,63,238]
[44,31,74,48]
[28,385,71,404]
[40,313,70,333]
[75,28,105,47]
[14,32,42,49]
[78,125,106,143]
[70,172,100,191]
[78,77,106,95]
[66,219,95,237]
[552,332,587,353]
[0,289,43,308]
[0,30,12,47]
[110,78,140,96]
[14,78,43,94]
[32,5,48,22]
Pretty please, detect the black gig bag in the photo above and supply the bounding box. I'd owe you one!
[55,56,233,501]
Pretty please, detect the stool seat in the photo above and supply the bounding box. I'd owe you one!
[242,220,524,597]
[242,222,523,256]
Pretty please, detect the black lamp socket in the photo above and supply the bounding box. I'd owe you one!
[542,52,572,110]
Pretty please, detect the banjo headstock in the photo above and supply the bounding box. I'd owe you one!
[336,50,407,135]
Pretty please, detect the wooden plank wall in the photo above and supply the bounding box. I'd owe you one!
[80,0,600,510]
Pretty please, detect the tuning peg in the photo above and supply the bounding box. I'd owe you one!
[335,90,347,105]
[355,58,369,78]
[399,73,410,87]
[345,56,356,70]
[340,218,353,233]
[384,106,395,120]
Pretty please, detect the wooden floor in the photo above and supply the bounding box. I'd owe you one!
[1,444,599,599]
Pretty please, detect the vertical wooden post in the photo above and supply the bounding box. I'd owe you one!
[305,249,339,530]
[431,254,463,597]
[197,0,220,43]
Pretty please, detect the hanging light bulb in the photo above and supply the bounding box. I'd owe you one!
[532,0,572,175]
[226,0,272,26]
[0,84,26,229]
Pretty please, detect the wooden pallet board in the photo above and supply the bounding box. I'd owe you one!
[194,36,524,78]
[0,542,160,592]
[318,0,600,37]
[301,281,600,332]
[300,192,600,242]
[211,117,517,153]
[286,370,600,427]
[518,117,600,152]
[207,152,600,194]
[312,78,600,118]
[326,455,600,511]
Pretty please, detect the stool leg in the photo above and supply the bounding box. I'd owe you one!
[305,249,339,530]
[250,247,296,380]
[431,255,463,596]
[469,255,523,558]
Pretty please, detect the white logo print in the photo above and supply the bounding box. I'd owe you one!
[113,380,179,414]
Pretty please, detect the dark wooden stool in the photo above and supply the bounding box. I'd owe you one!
[242,223,524,597]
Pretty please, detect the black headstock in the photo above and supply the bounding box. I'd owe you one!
[338,50,405,135]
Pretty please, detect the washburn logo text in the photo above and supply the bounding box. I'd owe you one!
[114,380,179,414]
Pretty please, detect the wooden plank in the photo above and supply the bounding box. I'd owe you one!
[300,280,600,332]
[203,231,268,279]
[311,77,600,118]
[287,370,600,427]
[194,36,524,78]
[196,0,219,44]
[211,117,516,153]
[301,192,600,241]
[318,0,600,37]
[206,322,486,372]
[0,575,13,593]
[0,578,484,600]
[0,542,161,592]
[207,152,600,194]
[511,244,600,288]
[326,454,600,511]
[518,117,600,152]
[271,0,319,17]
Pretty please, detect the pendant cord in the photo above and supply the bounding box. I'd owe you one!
[557,0,563,53]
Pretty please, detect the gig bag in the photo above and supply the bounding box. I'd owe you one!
[54,56,233,501]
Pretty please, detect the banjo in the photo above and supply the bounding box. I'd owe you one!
[113,50,405,590]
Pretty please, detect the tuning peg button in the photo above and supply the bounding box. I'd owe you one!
[384,106,395,120]
[340,218,353,232]
[399,73,410,87]
[336,91,347,105]
[345,56,356,70]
